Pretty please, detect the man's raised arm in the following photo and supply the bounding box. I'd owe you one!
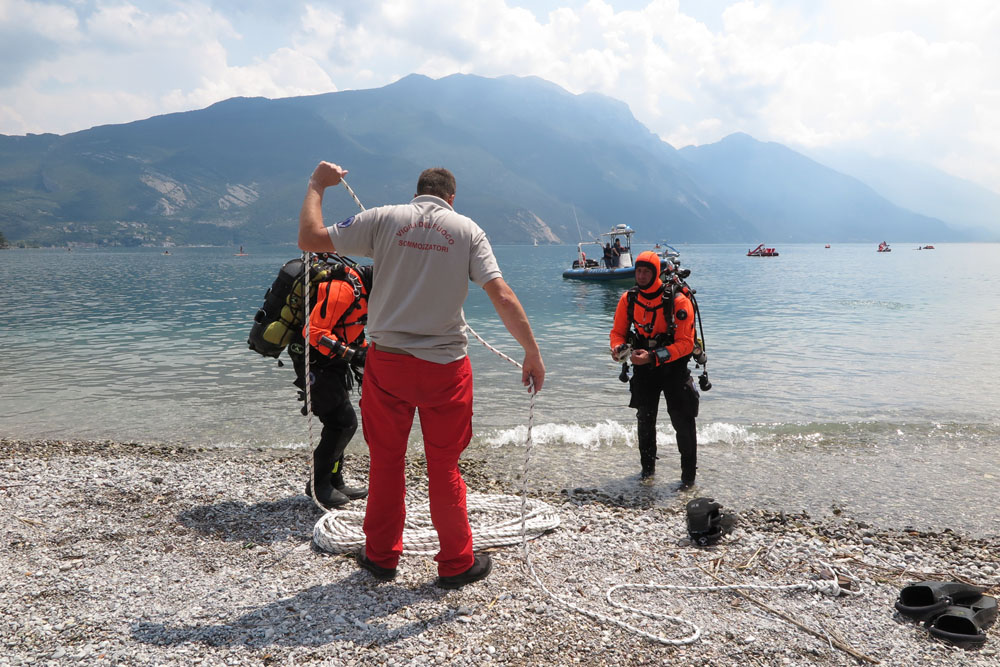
[298,161,347,252]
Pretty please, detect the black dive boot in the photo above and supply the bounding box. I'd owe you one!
[639,450,657,480]
[637,411,658,480]
[680,453,697,488]
[331,457,368,500]
[306,453,350,509]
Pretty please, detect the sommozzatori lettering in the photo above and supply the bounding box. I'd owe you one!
[395,219,456,245]
[398,239,449,252]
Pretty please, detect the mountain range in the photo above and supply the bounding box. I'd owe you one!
[0,73,990,247]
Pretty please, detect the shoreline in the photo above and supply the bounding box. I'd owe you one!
[2,438,998,666]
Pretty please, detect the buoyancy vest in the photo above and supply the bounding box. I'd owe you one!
[610,279,696,364]
[625,283,677,347]
[307,265,369,357]
[247,256,366,359]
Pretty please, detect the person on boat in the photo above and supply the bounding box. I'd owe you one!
[290,261,373,510]
[603,243,616,268]
[609,251,699,487]
[297,160,545,589]
[612,238,624,266]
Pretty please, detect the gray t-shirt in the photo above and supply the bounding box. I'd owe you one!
[326,195,502,364]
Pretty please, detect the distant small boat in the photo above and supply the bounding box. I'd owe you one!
[747,243,779,257]
[656,242,681,262]
[824,244,831,249]
[877,241,892,253]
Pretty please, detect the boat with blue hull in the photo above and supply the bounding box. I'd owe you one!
[562,225,637,281]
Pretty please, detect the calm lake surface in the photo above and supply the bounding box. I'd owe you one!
[2,242,998,535]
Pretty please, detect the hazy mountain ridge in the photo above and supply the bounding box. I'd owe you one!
[0,73,972,247]
[679,133,957,243]
[804,148,1000,241]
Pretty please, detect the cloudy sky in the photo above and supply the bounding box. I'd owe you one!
[2,0,998,193]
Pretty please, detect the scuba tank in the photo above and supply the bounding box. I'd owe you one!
[247,254,357,360]
[248,258,305,358]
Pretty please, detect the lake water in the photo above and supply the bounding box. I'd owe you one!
[2,243,998,535]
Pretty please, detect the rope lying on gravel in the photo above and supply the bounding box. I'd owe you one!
[312,492,561,554]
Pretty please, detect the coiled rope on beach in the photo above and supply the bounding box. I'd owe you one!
[312,492,560,554]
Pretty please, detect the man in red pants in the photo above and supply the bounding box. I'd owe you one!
[298,161,545,588]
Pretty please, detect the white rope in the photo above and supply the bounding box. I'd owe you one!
[341,179,366,212]
[313,493,560,554]
[301,253,331,514]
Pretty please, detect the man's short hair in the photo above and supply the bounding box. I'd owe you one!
[417,168,456,200]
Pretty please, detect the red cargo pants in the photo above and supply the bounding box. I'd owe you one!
[360,346,475,577]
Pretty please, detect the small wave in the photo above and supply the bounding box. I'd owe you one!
[483,420,635,450]
[699,422,756,445]
[482,420,756,450]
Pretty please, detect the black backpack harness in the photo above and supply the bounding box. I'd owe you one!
[625,283,678,350]
[315,263,368,344]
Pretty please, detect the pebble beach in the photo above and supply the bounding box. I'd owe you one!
[2,438,998,666]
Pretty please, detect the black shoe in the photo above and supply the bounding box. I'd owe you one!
[436,554,493,590]
[640,467,655,480]
[355,551,397,581]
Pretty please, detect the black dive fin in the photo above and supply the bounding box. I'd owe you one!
[926,595,998,649]
[895,581,986,621]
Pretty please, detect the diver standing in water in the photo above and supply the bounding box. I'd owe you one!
[610,251,700,487]
[291,260,373,509]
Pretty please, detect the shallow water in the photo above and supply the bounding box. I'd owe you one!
[2,243,998,535]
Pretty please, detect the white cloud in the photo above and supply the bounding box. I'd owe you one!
[2,1,999,192]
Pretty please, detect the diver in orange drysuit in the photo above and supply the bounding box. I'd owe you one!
[293,262,373,508]
[610,251,699,486]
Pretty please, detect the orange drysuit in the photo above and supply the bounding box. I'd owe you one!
[609,250,699,483]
